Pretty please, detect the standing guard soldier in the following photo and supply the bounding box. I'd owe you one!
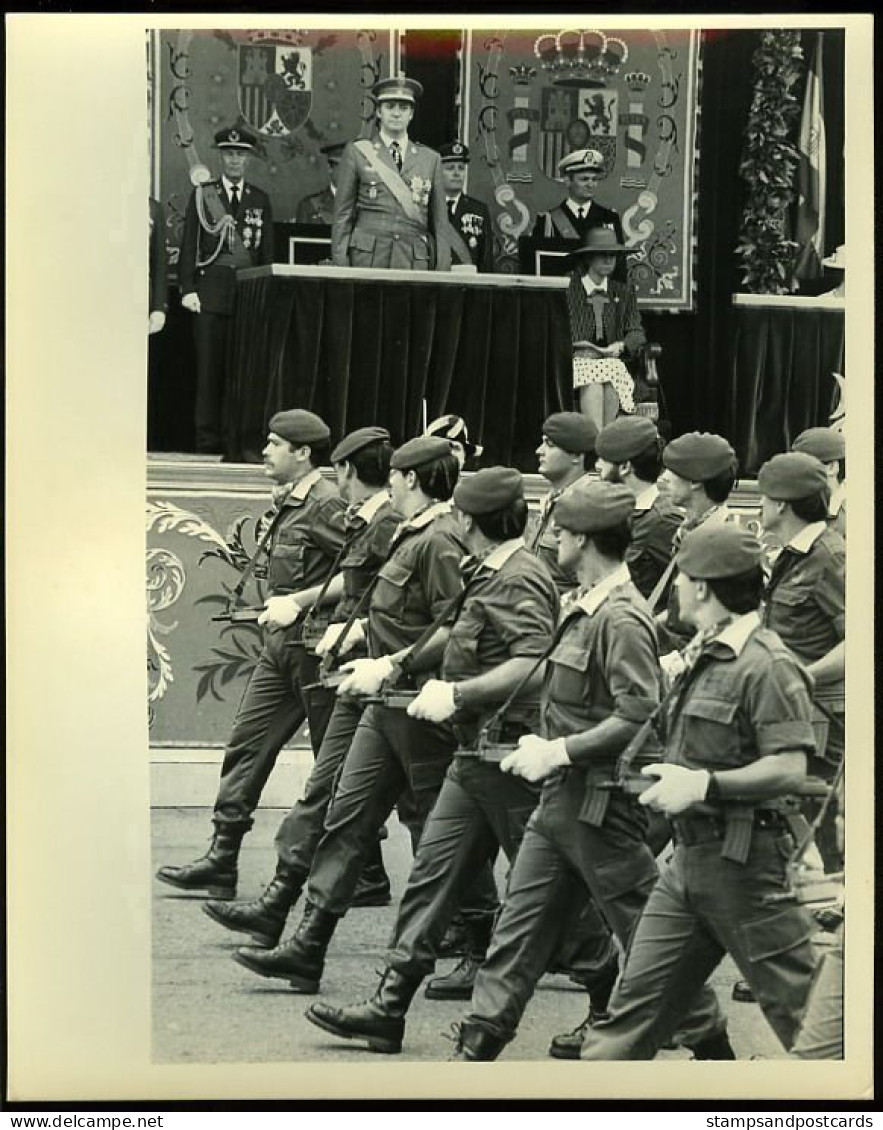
[332,77,450,271]
[230,436,498,990]
[448,480,731,1062]
[440,141,495,273]
[579,523,819,1060]
[296,141,346,225]
[179,125,274,453]
[791,426,847,538]
[595,415,681,599]
[155,410,346,899]
[757,452,845,873]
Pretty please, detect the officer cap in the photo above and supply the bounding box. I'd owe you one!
[390,435,454,471]
[553,480,635,533]
[663,432,737,482]
[596,416,660,462]
[214,125,258,152]
[268,409,330,446]
[440,141,470,163]
[542,412,598,454]
[319,140,348,162]
[757,452,829,501]
[676,523,763,579]
[453,467,523,516]
[791,426,845,463]
[425,414,483,458]
[331,426,390,464]
[373,75,424,104]
[558,148,605,176]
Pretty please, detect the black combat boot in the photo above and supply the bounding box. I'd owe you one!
[155,825,245,899]
[305,967,422,1054]
[202,863,306,947]
[689,1029,737,1060]
[446,1021,508,1061]
[349,838,392,908]
[232,900,339,992]
[548,955,620,1060]
[424,915,495,1001]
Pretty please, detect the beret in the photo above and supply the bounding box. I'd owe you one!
[676,523,763,579]
[553,480,635,533]
[425,413,483,457]
[663,432,737,481]
[214,125,258,152]
[757,452,829,501]
[331,426,390,464]
[440,141,470,162]
[390,435,454,471]
[596,415,660,462]
[373,75,423,103]
[268,409,330,446]
[454,466,523,516]
[791,426,845,463]
[543,412,598,454]
[558,148,604,175]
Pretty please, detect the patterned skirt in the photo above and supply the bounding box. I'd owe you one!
[572,354,635,412]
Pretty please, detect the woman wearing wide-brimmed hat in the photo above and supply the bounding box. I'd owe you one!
[565,227,645,430]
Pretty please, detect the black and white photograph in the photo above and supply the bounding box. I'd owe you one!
[6,11,875,1108]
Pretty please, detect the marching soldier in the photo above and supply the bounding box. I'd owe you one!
[440,141,495,273]
[179,125,274,453]
[448,480,731,1062]
[579,523,818,1060]
[230,436,498,991]
[791,426,847,538]
[332,76,450,271]
[595,416,681,599]
[757,452,845,873]
[296,141,346,225]
[155,410,345,899]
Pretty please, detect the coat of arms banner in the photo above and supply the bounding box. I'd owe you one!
[464,28,702,310]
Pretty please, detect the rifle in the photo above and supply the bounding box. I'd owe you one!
[212,505,287,623]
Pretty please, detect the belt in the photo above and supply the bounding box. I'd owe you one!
[672,809,784,848]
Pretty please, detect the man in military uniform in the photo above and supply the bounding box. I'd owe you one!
[595,415,682,599]
[758,452,845,873]
[179,125,274,453]
[440,141,494,273]
[534,148,626,283]
[296,141,346,225]
[791,426,846,538]
[332,77,450,271]
[526,412,598,594]
[579,523,818,1060]
[447,480,730,1061]
[200,427,401,944]
[155,410,346,899]
[231,436,497,991]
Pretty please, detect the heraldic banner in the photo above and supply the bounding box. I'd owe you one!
[464,28,701,311]
[155,28,395,281]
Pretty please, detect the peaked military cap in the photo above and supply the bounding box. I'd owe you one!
[758,452,829,501]
[542,412,598,454]
[268,409,330,446]
[596,415,660,462]
[214,125,258,152]
[390,435,454,471]
[331,426,391,464]
[791,426,845,464]
[553,480,635,533]
[425,414,483,458]
[454,466,523,516]
[373,75,424,104]
[663,432,737,482]
[676,523,763,579]
[558,148,605,175]
[440,141,470,163]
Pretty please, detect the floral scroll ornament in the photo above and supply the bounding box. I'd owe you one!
[147,548,186,721]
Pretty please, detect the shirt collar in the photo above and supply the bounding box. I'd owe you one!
[287,467,323,501]
[567,198,592,214]
[446,193,462,208]
[829,482,846,516]
[380,130,409,151]
[575,561,632,616]
[633,483,659,513]
[480,538,525,572]
[355,489,390,523]
[712,610,761,657]
[788,521,828,554]
[222,176,243,197]
[407,500,451,531]
[581,275,608,295]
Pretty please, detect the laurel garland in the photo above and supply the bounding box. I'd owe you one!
[735,30,804,294]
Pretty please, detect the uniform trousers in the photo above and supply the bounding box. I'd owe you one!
[791,924,844,1059]
[214,628,323,832]
[805,707,845,873]
[465,769,726,1047]
[580,831,818,1060]
[386,756,616,984]
[193,311,232,453]
[306,704,497,919]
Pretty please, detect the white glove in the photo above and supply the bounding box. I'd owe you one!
[638,762,710,816]
[336,656,395,698]
[407,680,457,723]
[501,735,570,783]
[316,618,366,658]
[148,310,166,335]
[257,595,302,628]
[181,291,201,314]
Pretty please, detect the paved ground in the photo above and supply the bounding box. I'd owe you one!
[152,806,785,1065]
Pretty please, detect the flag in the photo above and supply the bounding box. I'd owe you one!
[793,34,826,285]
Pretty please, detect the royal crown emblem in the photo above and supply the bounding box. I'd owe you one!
[533,30,629,88]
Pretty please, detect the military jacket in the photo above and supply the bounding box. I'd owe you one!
[267,471,347,596]
[296,187,336,226]
[447,192,494,272]
[525,475,593,595]
[627,489,683,600]
[335,492,400,621]
[663,504,736,643]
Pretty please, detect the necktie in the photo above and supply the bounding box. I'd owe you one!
[578,207,586,220]
[229,184,240,213]
[448,200,456,220]
[390,141,402,172]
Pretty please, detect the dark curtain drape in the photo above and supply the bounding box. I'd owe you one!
[402,30,462,150]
